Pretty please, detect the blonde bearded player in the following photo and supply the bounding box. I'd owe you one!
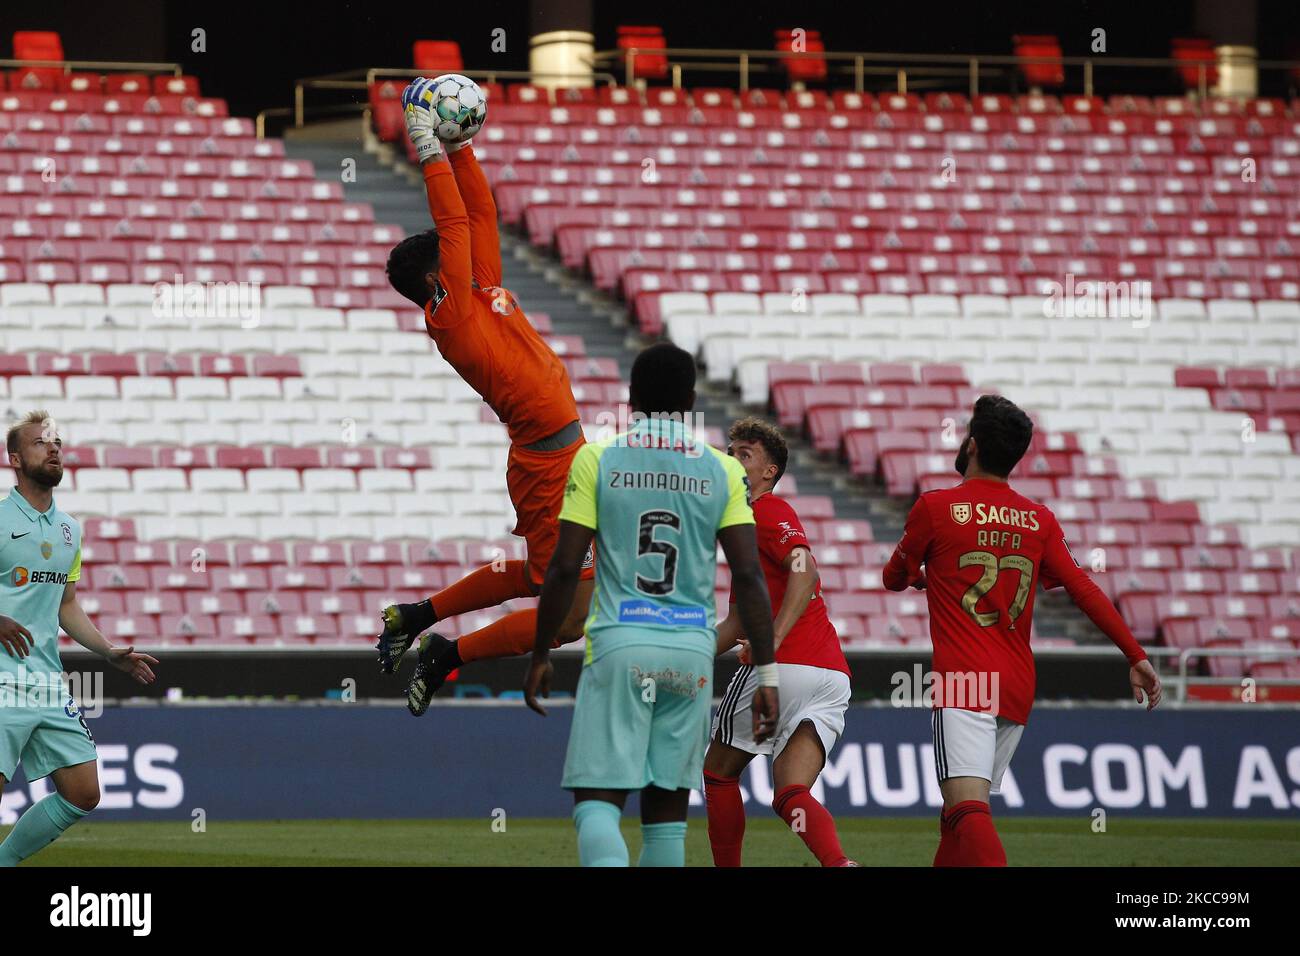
[0,412,157,866]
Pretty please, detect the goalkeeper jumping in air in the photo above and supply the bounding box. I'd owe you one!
[378,77,594,714]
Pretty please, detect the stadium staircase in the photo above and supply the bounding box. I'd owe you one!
[3,76,1296,673]
[380,85,1300,673]
[314,114,1096,649]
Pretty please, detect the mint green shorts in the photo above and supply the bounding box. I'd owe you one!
[0,694,98,783]
[562,644,714,792]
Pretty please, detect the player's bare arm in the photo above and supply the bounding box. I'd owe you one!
[718,546,818,663]
[713,612,742,657]
[1130,660,1163,710]
[525,519,595,716]
[58,579,157,686]
[718,523,778,742]
[771,546,818,651]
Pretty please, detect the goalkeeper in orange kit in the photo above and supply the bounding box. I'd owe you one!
[377,76,593,715]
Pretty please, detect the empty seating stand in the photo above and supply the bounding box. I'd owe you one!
[0,72,633,649]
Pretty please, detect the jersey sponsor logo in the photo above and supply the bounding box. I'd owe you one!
[12,566,69,586]
[776,520,806,545]
[630,665,708,699]
[973,502,1040,531]
[951,502,972,525]
[10,531,29,539]
[617,599,706,628]
[581,543,595,570]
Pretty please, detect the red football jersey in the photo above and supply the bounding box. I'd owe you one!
[883,477,1146,724]
[730,493,850,676]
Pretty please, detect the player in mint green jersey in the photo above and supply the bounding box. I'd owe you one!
[524,344,780,867]
[0,410,157,866]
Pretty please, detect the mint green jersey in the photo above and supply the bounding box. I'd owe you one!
[0,488,82,688]
[559,417,754,660]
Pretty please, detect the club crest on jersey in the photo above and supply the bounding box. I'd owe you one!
[40,541,52,559]
[951,502,972,525]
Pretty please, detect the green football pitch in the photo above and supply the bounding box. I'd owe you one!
[8,817,1298,866]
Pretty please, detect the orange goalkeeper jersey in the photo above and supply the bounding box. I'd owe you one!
[421,147,579,447]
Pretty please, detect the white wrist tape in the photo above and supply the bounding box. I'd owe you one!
[755,662,779,687]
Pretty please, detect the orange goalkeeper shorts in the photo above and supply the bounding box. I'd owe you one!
[506,436,596,588]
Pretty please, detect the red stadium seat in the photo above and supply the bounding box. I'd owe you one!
[1012,35,1064,89]
[775,29,827,84]
[413,41,463,73]
[1170,38,1218,92]
[617,26,668,81]
[10,31,63,91]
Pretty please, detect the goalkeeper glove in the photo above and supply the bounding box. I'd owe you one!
[402,77,469,164]
[402,77,444,164]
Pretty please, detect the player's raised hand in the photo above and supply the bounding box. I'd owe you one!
[402,77,445,165]
[752,686,779,743]
[523,652,553,716]
[108,645,159,685]
[1130,659,1162,710]
[0,615,32,659]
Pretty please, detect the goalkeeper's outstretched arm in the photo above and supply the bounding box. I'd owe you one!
[421,162,472,314]
[448,145,503,289]
[404,78,473,316]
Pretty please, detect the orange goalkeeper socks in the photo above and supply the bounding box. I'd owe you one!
[457,609,539,663]
[456,607,587,663]
[429,560,534,623]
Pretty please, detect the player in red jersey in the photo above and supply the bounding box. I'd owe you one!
[883,395,1162,867]
[376,78,593,715]
[703,418,856,867]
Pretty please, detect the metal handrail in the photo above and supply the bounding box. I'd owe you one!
[593,46,1300,99]
[290,66,620,129]
[1177,646,1300,702]
[0,56,183,77]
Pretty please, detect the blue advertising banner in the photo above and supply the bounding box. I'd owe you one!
[1,704,1297,822]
